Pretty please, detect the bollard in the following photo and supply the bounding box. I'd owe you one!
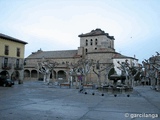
[92,93,95,95]
[127,94,130,97]
[101,93,104,96]
[114,94,117,97]
[85,92,87,94]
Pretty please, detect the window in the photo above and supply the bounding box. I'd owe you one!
[90,39,93,45]
[96,61,100,69]
[85,48,88,55]
[4,58,8,67]
[95,39,98,45]
[4,45,9,55]
[17,48,20,57]
[16,59,19,68]
[86,39,88,46]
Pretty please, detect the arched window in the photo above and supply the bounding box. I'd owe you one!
[90,39,93,45]
[24,69,30,78]
[58,70,66,80]
[86,39,88,46]
[85,48,88,55]
[95,39,98,45]
[31,70,37,78]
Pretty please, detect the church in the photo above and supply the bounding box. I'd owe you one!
[24,28,138,85]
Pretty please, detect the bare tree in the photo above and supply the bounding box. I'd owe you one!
[93,61,114,87]
[66,61,80,88]
[66,58,93,87]
[37,57,58,84]
[77,59,93,84]
[143,52,160,90]
[117,60,142,88]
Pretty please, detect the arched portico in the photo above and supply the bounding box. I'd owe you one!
[31,70,38,78]
[24,69,30,78]
[11,71,20,81]
[57,70,66,81]
[0,71,9,78]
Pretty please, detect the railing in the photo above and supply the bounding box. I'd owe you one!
[14,64,23,70]
[1,63,12,70]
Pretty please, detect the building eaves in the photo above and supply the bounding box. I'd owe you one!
[0,33,28,44]
[112,53,138,60]
[78,28,115,40]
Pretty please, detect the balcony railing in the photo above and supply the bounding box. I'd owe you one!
[1,63,12,70]
[14,64,23,70]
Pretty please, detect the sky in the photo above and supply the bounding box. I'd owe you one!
[0,0,160,63]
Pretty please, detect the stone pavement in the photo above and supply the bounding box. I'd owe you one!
[0,81,159,120]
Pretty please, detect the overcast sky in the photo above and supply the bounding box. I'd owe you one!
[0,0,160,63]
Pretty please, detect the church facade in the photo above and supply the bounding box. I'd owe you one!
[24,28,138,85]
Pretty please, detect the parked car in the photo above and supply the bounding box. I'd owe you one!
[0,78,13,87]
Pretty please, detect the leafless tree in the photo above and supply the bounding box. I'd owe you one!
[66,58,93,87]
[143,52,160,90]
[93,61,114,87]
[117,60,142,88]
[37,57,58,84]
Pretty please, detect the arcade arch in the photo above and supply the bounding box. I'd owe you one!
[57,70,66,80]
[0,71,9,78]
[31,70,38,78]
[11,71,20,80]
[24,69,30,78]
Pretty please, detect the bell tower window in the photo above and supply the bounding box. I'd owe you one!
[85,48,88,55]
[95,39,98,45]
[90,39,93,45]
[86,39,88,46]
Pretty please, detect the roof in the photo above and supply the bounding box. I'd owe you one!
[112,53,138,60]
[27,50,79,59]
[78,28,115,40]
[0,33,28,44]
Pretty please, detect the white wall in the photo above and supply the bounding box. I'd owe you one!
[113,58,139,75]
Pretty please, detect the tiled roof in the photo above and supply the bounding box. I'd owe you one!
[113,53,137,60]
[78,28,115,40]
[0,33,27,44]
[27,50,78,59]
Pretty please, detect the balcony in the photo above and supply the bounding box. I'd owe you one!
[1,63,12,70]
[14,64,23,70]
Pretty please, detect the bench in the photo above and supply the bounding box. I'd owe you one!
[60,83,70,88]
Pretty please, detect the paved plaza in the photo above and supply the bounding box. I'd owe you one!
[0,81,160,120]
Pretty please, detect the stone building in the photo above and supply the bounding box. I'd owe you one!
[143,54,160,89]
[24,28,138,85]
[0,33,27,81]
[113,54,139,75]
